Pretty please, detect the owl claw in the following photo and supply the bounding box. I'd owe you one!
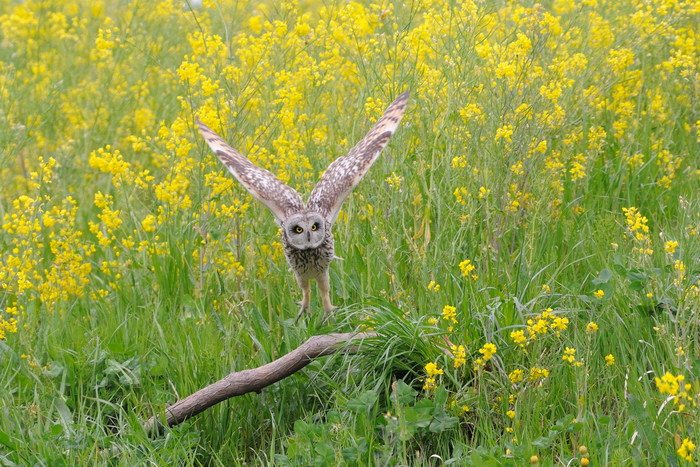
[295,303,311,323]
[321,306,339,325]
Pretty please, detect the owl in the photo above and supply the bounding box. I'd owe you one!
[196,90,409,322]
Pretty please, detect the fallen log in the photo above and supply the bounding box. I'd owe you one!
[145,331,375,435]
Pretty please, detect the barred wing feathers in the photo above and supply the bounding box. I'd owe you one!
[307,90,409,225]
[196,118,304,224]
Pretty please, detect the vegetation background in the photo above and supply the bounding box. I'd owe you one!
[1,0,699,464]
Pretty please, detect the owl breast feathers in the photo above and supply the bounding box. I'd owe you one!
[196,90,409,322]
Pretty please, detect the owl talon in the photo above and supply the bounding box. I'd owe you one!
[321,306,339,325]
[295,305,309,323]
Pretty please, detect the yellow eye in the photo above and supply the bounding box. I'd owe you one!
[295,226,303,233]
[311,224,318,231]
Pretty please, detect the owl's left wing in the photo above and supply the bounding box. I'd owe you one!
[307,90,409,225]
[196,118,304,224]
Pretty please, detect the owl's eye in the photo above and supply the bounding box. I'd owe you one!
[294,226,303,233]
[311,223,318,231]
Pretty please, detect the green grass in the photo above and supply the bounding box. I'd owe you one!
[1,0,700,465]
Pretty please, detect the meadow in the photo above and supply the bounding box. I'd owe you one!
[1,0,700,464]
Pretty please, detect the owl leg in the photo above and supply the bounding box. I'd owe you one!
[294,275,311,323]
[317,271,338,323]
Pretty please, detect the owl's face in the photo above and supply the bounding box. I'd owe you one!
[284,212,326,250]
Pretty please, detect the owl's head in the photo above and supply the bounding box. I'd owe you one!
[284,212,326,250]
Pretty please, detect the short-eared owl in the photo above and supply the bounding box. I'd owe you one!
[196,90,409,322]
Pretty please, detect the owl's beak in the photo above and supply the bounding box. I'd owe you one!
[307,232,311,241]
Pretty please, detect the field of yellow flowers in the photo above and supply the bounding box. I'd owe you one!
[1,0,700,464]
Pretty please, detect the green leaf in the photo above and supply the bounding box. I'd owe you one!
[50,424,64,436]
[567,422,584,433]
[532,436,552,449]
[346,390,378,413]
[429,409,458,433]
[0,431,16,450]
[613,263,627,278]
[404,406,432,429]
[628,271,646,282]
[294,419,314,441]
[314,442,335,467]
[627,394,648,420]
[43,361,64,378]
[592,268,612,284]
[53,397,73,434]
[341,440,367,462]
[599,282,613,297]
[340,447,358,462]
[182,294,196,308]
[414,398,434,415]
[532,431,559,449]
[434,385,448,407]
[692,359,700,378]
[393,380,418,405]
[628,394,660,458]
[444,443,465,465]
[107,342,124,354]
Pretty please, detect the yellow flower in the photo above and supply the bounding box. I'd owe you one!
[480,343,497,360]
[506,410,515,419]
[605,354,615,366]
[562,347,576,363]
[459,259,478,280]
[664,240,678,254]
[442,305,457,324]
[586,322,598,334]
[495,124,514,143]
[141,214,156,232]
[509,369,524,383]
[474,343,497,371]
[451,344,466,368]
[425,362,443,377]
[511,329,527,348]
[678,438,695,462]
[529,367,549,382]
[593,289,604,299]
[550,316,569,336]
[423,362,443,390]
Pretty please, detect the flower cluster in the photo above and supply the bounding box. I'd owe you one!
[423,362,444,390]
[656,372,695,413]
[473,343,497,372]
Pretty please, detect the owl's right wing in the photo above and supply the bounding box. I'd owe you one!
[306,90,409,225]
[196,118,304,224]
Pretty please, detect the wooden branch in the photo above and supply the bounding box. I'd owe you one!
[145,332,375,435]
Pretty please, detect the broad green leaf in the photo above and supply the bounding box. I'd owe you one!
[404,406,432,429]
[592,268,612,284]
[314,442,335,466]
[429,409,458,433]
[346,390,378,413]
[434,385,448,407]
[393,380,418,405]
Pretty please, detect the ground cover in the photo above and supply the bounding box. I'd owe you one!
[1,0,700,464]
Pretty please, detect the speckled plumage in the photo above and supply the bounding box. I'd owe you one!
[196,90,409,322]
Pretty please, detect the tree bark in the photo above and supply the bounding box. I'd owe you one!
[144,331,375,435]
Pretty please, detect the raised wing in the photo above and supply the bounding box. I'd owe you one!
[196,118,304,224]
[306,90,409,225]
